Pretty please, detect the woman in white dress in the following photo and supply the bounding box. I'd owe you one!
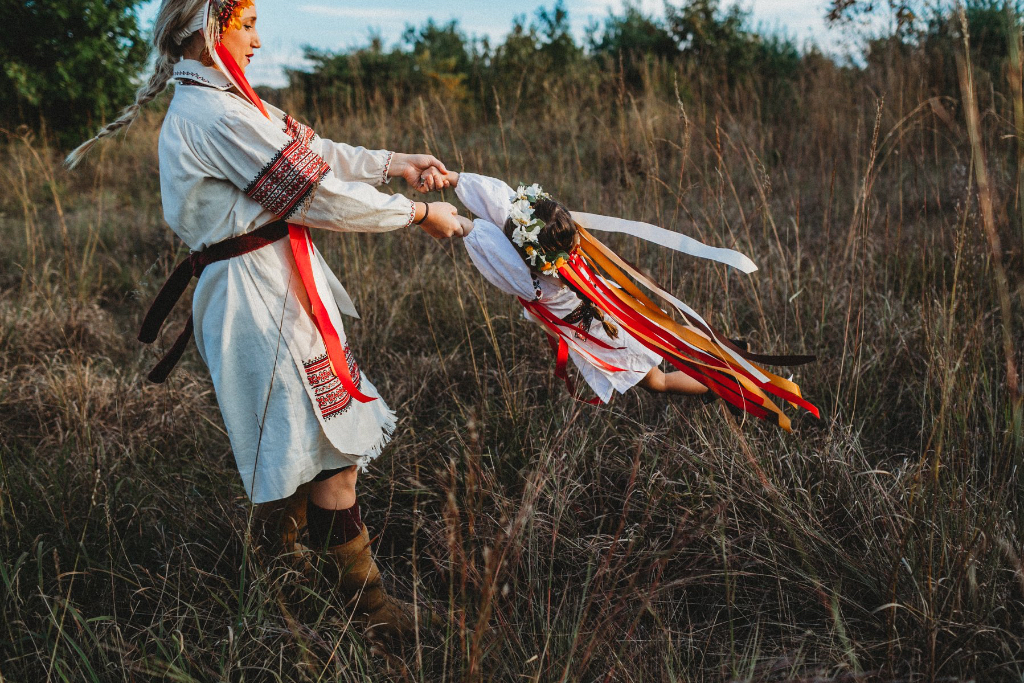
[67,0,458,641]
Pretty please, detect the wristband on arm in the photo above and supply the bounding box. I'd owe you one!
[414,203,430,225]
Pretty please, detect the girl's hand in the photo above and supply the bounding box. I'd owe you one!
[455,214,474,237]
[415,202,463,239]
[388,153,450,193]
[439,170,460,188]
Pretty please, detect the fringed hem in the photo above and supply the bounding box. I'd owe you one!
[354,409,398,472]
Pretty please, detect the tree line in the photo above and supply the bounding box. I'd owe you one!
[2,0,1023,143]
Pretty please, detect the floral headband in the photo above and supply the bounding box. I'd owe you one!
[509,184,572,276]
[214,0,254,33]
[174,0,253,45]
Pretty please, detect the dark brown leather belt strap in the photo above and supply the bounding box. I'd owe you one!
[138,220,290,383]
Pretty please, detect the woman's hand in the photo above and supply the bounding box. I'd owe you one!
[389,153,451,193]
[414,202,464,239]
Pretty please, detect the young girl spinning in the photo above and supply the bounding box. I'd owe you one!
[444,171,819,430]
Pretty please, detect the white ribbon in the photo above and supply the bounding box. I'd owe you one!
[570,212,758,274]
[173,2,209,44]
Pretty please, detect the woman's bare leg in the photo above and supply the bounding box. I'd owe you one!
[310,466,359,511]
[640,367,708,396]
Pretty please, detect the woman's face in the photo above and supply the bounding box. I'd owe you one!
[219,4,261,72]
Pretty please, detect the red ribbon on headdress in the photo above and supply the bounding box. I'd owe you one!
[215,42,373,403]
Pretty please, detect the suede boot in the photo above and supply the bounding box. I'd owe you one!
[327,524,427,643]
[255,482,311,557]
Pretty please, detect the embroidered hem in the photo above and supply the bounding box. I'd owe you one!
[303,349,362,421]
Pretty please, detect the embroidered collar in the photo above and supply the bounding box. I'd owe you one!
[173,60,233,90]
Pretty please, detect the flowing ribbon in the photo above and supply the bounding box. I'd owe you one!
[570,212,759,274]
[548,242,819,430]
[519,298,626,404]
[212,31,372,402]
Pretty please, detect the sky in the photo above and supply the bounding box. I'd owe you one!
[139,1,840,87]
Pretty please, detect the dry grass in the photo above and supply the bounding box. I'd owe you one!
[1,45,1023,682]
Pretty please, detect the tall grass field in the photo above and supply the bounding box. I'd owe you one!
[1,15,1023,681]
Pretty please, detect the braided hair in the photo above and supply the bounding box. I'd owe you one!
[65,0,209,168]
[504,198,620,339]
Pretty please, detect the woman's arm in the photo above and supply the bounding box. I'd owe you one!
[200,110,461,237]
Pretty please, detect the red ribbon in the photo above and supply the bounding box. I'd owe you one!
[557,256,794,424]
[289,226,375,403]
[215,44,269,118]
[217,43,373,403]
[519,298,627,404]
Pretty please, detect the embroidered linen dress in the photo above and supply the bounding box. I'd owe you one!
[158,60,416,503]
[455,173,662,403]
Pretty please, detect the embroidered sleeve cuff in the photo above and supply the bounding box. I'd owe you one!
[381,151,395,185]
[404,199,417,228]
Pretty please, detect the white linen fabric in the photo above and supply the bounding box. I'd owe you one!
[158,60,415,503]
[455,173,661,403]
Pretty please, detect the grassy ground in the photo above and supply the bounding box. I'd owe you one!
[1,55,1023,681]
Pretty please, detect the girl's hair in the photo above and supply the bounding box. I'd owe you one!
[504,197,619,339]
[65,0,208,168]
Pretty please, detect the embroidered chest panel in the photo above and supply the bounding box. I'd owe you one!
[303,345,362,421]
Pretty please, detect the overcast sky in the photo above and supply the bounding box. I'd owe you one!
[140,1,840,87]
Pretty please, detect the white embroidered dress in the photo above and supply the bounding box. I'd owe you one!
[158,61,416,503]
[455,173,662,403]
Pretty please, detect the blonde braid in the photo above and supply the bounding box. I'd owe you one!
[64,56,174,168]
[65,0,208,169]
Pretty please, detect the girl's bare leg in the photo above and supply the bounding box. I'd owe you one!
[310,466,359,511]
[640,367,708,396]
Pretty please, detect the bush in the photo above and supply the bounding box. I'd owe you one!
[0,0,148,144]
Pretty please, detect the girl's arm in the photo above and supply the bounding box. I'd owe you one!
[446,172,517,227]
[462,219,536,300]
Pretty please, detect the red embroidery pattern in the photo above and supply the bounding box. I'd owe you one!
[284,115,317,149]
[303,347,362,421]
[244,140,331,218]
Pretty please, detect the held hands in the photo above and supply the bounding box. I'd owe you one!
[415,202,464,239]
[388,153,452,193]
[390,153,463,238]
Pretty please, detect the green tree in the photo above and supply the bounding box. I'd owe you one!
[589,2,679,60]
[0,0,149,143]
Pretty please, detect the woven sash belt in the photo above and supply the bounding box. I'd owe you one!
[138,220,290,383]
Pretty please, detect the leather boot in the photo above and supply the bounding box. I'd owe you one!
[328,524,424,642]
[255,483,311,557]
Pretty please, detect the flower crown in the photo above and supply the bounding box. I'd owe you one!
[508,184,571,276]
[214,0,253,34]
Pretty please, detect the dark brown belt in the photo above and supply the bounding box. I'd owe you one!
[138,220,290,383]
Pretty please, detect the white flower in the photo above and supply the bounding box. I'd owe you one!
[511,226,528,247]
[510,199,533,226]
[524,183,544,201]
